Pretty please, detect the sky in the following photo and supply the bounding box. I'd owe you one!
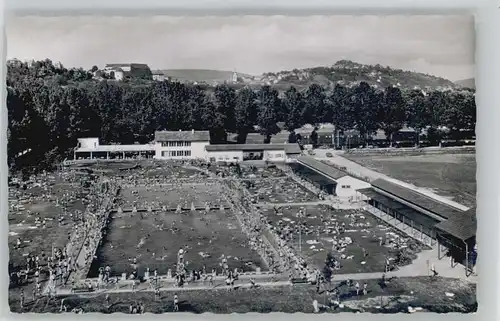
[6,15,475,81]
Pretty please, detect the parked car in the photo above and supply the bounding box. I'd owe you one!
[307,150,316,156]
[326,152,333,158]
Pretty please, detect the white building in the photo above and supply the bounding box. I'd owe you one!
[205,143,301,163]
[73,138,155,160]
[231,71,238,83]
[154,130,210,160]
[334,175,371,200]
[152,70,165,81]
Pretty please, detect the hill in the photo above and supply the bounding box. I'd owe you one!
[455,78,475,89]
[161,69,253,83]
[260,60,458,90]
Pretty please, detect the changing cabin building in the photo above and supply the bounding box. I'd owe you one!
[204,143,301,163]
[357,178,476,276]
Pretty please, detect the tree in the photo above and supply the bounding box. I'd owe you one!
[234,87,257,144]
[303,84,327,125]
[347,82,379,146]
[310,128,319,148]
[378,86,406,147]
[256,86,281,143]
[283,86,305,132]
[405,89,429,147]
[211,84,236,143]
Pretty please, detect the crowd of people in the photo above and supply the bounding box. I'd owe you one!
[11,159,376,312]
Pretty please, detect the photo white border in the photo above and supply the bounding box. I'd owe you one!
[0,1,497,321]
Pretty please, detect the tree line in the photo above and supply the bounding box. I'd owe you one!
[7,59,476,174]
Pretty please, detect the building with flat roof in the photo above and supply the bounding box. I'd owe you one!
[205,143,301,163]
[154,130,210,160]
[73,138,155,160]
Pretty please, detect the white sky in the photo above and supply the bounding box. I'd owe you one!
[6,15,475,80]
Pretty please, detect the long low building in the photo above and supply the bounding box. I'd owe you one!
[205,143,301,163]
[357,178,476,275]
[290,155,371,197]
[73,131,302,163]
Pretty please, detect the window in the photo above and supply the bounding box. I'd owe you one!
[218,157,223,160]
[161,151,168,157]
[185,141,191,147]
[275,153,283,158]
[210,157,216,162]
[169,141,175,147]
[177,141,183,147]
[185,150,191,157]
[161,142,168,147]
[233,157,239,160]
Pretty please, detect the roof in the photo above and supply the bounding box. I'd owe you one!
[296,156,348,180]
[371,178,464,219]
[358,187,442,228]
[105,63,150,68]
[75,144,155,153]
[205,143,300,153]
[155,130,210,142]
[289,163,338,187]
[284,144,302,155]
[435,208,476,241]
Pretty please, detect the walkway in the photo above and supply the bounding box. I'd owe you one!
[256,201,330,208]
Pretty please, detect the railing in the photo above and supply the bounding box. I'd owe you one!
[363,204,435,247]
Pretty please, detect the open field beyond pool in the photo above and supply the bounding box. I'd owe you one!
[244,178,319,203]
[263,205,425,274]
[88,208,267,277]
[344,153,476,207]
[12,277,476,314]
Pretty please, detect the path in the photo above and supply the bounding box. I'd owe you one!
[256,201,330,207]
[55,280,292,296]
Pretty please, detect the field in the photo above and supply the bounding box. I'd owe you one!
[11,277,476,314]
[244,178,319,203]
[8,175,87,271]
[262,205,425,274]
[89,208,267,277]
[344,153,476,207]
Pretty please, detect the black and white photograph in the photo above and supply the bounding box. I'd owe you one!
[6,14,477,314]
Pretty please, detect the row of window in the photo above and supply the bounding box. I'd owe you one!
[341,185,351,189]
[161,150,192,157]
[160,141,192,147]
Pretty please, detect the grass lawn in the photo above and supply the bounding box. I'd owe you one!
[88,208,267,278]
[262,205,425,273]
[8,176,88,270]
[10,277,476,314]
[244,178,319,203]
[344,153,476,207]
